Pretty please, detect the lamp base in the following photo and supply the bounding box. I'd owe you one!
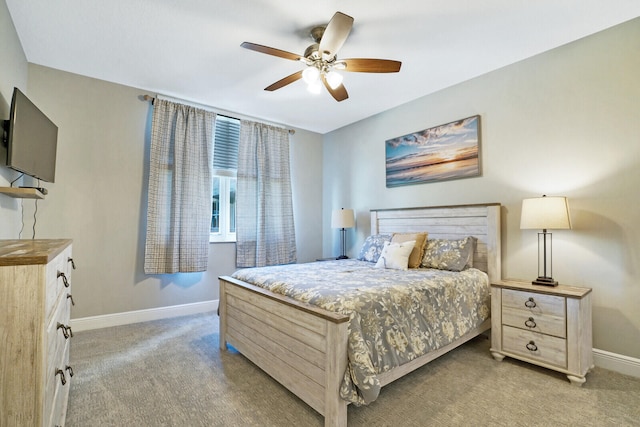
[336,255,348,260]
[532,276,558,287]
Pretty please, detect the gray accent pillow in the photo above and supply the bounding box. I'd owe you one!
[421,236,478,272]
[357,234,393,263]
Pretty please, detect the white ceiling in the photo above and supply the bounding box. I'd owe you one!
[6,1,640,134]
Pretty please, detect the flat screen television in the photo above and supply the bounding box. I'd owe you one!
[3,87,58,183]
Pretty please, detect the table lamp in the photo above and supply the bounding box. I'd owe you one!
[520,195,571,286]
[331,208,355,259]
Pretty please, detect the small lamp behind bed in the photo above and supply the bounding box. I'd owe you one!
[332,208,355,259]
[520,195,572,286]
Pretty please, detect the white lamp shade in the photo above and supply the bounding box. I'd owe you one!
[325,70,343,89]
[302,66,320,84]
[520,196,572,230]
[331,208,355,229]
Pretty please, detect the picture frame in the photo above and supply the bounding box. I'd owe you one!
[385,115,481,187]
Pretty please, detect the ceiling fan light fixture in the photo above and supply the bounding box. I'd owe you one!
[302,66,320,84]
[241,11,401,102]
[325,70,343,89]
[307,80,322,94]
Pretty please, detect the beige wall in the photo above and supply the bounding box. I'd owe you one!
[17,65,323,318]
[0,0,28,237]
[323,18,640,358]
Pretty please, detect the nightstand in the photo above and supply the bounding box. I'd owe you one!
[490,280,593,386]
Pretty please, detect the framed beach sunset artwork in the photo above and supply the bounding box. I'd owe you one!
[385,115,481,187]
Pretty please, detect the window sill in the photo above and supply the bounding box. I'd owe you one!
[209,239,236,244]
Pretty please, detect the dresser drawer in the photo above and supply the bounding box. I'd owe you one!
[47,340,71,427]
[47,291,72,374]
[45,291,73,423]
[502,325,567,368]
[502,305,566,338]
[45,246,73,322]
[502,288,565,318]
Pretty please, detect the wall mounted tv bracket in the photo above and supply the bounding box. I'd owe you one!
[1,119,8,146]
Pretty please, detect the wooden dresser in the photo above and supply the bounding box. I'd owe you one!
[490,280,593,386]
[0,239,75,426]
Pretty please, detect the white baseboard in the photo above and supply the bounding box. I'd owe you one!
[593,348,640,378]
[70,300,218,332]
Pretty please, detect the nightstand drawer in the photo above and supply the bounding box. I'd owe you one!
[502,325,567,368]
[502,306,566,338]
[502,288,565,318]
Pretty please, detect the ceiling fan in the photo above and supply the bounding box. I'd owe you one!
[241,11,402,102]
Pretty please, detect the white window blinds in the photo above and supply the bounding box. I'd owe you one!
[213,116,240,172]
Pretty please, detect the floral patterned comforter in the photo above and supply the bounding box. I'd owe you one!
[231,259,491,405]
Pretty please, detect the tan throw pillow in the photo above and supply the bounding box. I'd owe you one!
[391,232,428,268]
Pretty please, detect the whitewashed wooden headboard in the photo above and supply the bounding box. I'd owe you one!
[370,203,502,283]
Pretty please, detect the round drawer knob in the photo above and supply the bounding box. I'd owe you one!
[526,341,538,352]
[524,297,537,308]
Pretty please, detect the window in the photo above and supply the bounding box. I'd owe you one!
[211,116,239,242]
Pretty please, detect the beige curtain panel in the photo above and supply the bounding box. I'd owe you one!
[236,120,297,267]
[144,99,215,274]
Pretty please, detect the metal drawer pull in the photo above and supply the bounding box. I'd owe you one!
[57,323,73,339]
[55,368,66,385]
[526,341,538,352]
[525,317,537,328]
[67,293,75,306]
[57,271,70,288]
[57,322,70,339]
[68,257,76,269]
[66,365,74,378]
[524,297,536,308]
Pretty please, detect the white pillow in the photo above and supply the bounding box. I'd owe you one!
[374,240,416,270]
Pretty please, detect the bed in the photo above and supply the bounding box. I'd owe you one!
[219,203,501,427]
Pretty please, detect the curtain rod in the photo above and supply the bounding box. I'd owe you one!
[142,94,295,135]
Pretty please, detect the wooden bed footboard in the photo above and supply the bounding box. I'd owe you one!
[219,276,491,427]
[218,203,502,426]
[219,276,351,427]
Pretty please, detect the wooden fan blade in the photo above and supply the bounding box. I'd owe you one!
[318,12,354,58]
[264,70,304,91]
[241,42,302,61]
[321,74,349,102]
[340,58,402,73]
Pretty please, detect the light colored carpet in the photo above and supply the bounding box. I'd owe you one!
[66,313,640,426]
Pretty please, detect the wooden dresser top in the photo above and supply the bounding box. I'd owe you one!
[0,239,72,266]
